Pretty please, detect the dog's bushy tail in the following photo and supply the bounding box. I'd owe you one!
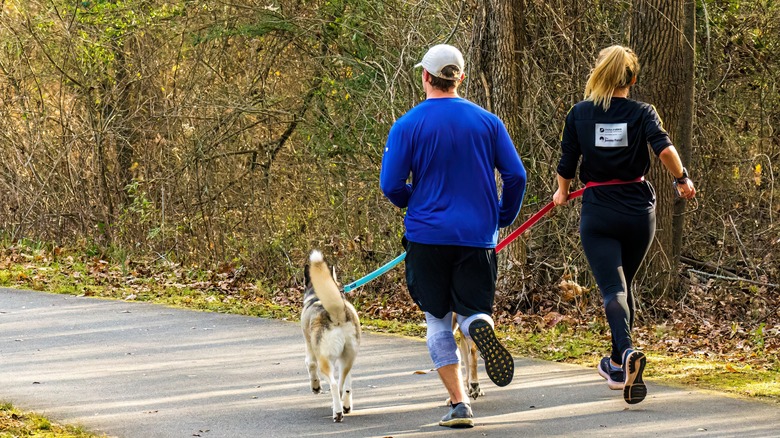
[308,250,346,323]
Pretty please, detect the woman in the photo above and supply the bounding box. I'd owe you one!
[553,45,695,405]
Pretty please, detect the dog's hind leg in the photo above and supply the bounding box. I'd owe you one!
[305,348,321,394]
[339,362,354,414]
[319,357,344,422]
[457,332,484,399]
[466,339,484,398]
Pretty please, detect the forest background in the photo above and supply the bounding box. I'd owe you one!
[0,0,778,399]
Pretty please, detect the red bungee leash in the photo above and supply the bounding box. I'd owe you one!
[495,188,584,252]
[495,176,644,252]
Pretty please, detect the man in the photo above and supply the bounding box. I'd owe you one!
[380,44,527,428]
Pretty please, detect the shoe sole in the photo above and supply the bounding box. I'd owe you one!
[597,364,624,390]
[623,351,647,404]
[468,320,514,387]
[439,418,475,428]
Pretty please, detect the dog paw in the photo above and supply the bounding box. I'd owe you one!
[333,412,344,422]
[343,406,351,414]
[469,382,485,399]
[311,386,322,394]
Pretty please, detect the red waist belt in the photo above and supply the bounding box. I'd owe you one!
[584,176,645,189]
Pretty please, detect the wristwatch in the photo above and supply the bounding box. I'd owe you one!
[674,167,689,184]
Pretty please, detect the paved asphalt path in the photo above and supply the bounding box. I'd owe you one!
[1,288,778,437]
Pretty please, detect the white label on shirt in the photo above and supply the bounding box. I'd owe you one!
[595,123,628,147]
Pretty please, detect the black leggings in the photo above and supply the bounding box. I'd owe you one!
[580,202,655,365]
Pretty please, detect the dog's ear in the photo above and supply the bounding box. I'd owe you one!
[304,263,312,287]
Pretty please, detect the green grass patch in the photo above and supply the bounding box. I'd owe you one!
[645,354,780,400]
[361,317,427,338]
[500,323,606,362]
[0,402,105,437]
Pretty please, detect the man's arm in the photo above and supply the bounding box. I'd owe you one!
[495,123,527,228]
[379,125,413,208]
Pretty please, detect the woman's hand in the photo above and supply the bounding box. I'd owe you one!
[553,188,570,206]
[554,175,573,206]
[676,178,696,200]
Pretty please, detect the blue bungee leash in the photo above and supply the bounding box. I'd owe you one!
[342,251,407,293]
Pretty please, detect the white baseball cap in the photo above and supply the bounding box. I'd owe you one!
[414,44,465,80]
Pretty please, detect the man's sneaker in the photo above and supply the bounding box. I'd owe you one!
[622,349,647,404]
[468,319,514,387]
[597,357,624,390]
[439,402,474,428]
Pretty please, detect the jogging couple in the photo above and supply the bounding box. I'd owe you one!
[379,43,696,428]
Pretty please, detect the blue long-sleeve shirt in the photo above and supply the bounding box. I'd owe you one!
[380,97,527,248]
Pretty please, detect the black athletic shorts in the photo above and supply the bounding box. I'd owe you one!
[404,241,497,319]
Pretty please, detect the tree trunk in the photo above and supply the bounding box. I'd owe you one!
[468,0,528,269]
[629,0,695,297]
[113,43,137,200]
[468,0,523,140]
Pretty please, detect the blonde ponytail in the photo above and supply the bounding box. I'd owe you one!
[584,45,640,111]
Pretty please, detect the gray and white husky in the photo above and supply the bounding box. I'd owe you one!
[301,250,361,422]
